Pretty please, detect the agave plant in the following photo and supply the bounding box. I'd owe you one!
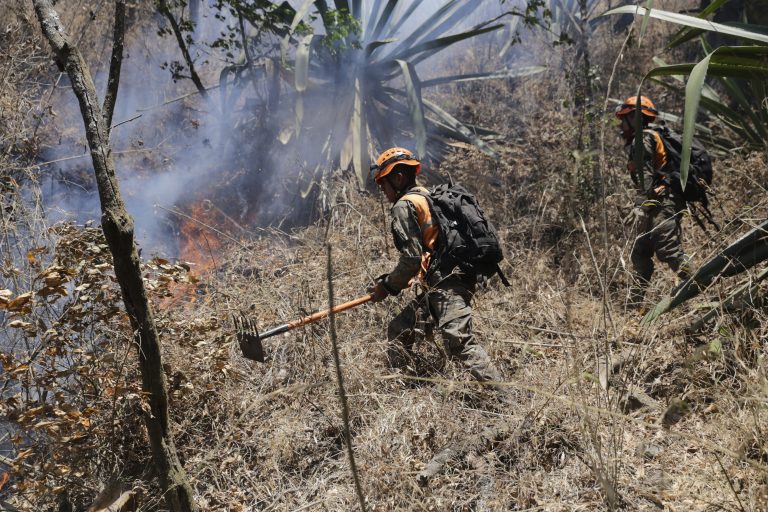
[544,0,601,42]
[642,0,768,154]
[212,0,545,187]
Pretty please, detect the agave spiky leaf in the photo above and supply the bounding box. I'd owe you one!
[421,66,547,88]
[545,0,601,40]
[688,266,768,332]
[642,220,768,325]
[209,0,546,188]
[648,76,767,150]
[665,0,731,49]
[396,60,427,158]
[275,0,537,185]
[639,0,655,46]
[603,5,768,44]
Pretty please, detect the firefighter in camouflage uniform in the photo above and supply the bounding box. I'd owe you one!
[616,96,691,308]
[367,147,503,387]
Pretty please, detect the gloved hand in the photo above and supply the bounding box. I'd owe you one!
[367,281,389,302]
[622,206,644,226]
[631,206,648,224]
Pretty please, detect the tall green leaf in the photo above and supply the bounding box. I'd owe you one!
[295,34,314,132]
[422,98,496,158]
[409,0,479,51]
[350,0,361,19]
[498,16,521,58]
[639,0,654,46]
[389,23,503,63]
[396,59,427,158]
[364,0,386,39]
[688,266,768,332]
[678,50,713,189]
[641,47,768,186]
[649,77,763,145]
[651,57,721,101]
[371,0,400,41]
[289,0,316,32]
[335,0,350,15]
[420,66,546,88]
[380,1,421,40]
[554,0,582,35]
[350,76,368,184]
[666,0,730,49]
[603,6,768,43]
[365,38,397,56]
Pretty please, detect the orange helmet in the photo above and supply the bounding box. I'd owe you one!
[615,95,658,120]
[371,147,421,184]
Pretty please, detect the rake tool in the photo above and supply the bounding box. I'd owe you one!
[233,293,374,362]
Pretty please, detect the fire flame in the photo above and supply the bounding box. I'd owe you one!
[161,199,228,309]
[178,199,225,273]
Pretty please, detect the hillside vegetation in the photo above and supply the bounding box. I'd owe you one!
[1,1,767,510]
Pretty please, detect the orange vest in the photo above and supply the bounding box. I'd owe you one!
[401,188,439,278]
[644,129,668,171]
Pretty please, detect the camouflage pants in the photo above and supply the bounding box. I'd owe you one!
[387,275,502,384]
[629,201,690,305]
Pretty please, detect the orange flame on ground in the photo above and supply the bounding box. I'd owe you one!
[160,199,228,309]
[178,199,225,273]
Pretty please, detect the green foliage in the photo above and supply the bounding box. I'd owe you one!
[317,8,362,54]
[162,0,548,186]
[650,43,768,154]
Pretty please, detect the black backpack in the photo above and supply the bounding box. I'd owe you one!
[414,179,509,286]
[650,127,714,207]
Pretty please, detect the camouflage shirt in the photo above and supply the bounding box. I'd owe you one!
[383,186,429,293]
[626,128,664,202]
[624,126,685,210]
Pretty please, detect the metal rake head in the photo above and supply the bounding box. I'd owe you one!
[232,314,265,362]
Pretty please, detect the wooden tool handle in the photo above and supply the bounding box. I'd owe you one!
[287,294,373,329]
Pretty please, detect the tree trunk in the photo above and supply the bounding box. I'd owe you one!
[31,1,198,510]
[575,0,599,197]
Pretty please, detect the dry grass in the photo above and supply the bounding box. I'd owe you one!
[2,0,768,510]
[150,146,768,511]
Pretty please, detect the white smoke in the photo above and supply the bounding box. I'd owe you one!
[41,0,534,256]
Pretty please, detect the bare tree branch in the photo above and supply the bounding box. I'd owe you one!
[326,244,367,512]
[103,0,126,133]
[158,0,211,104]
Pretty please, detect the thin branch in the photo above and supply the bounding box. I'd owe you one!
[326,244,367,512]
[158,0,211,104]
[579,215,616,333]
[135,83,220,112]
[32,1,199,508]
[156,204,245,247]
[103,0,126,133]
[714,452,747,512]
[111,113,142,130]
